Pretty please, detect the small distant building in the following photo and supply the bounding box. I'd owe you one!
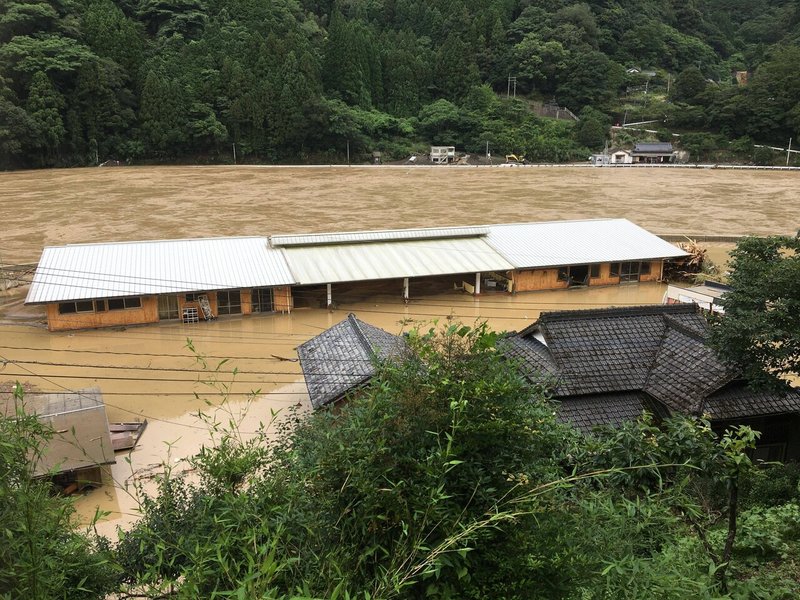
[1,388,115,488]
[664,280,730,314]
[589,153,611,166]
[610,150,633,164]
[430,146,456,164]
[297,314,407,409]
[631,142,674,164]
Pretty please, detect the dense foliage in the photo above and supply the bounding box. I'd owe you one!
[1,0,800,168]
[710,234,800,388]
[5,321,800,597]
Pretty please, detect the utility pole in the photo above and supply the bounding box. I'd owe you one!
[232,143,236,164]
[788,137,793,166]
[347,140,350,165]
[507,75,517,98]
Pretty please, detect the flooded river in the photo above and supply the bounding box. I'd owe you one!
[1,165,797,263]
[0,165,797,537]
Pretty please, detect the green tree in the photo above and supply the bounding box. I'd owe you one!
[26,70,65,162]
[672,65,707,103]
[710,235,800,388]
[0,384,118,598]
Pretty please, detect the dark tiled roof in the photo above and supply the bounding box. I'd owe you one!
[297,314,406,409]
[507,304,800,431]
[497,334,558,382]
[632,142,674,154]
[536,304,704,396]
[703,382,800,421]
[555,392,659,433]
[644,324,734,413]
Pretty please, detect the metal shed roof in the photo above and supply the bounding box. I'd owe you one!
[283,237,514,285]
[271,226,488,247]
[26,237,296,304]
[1,387,114,475]
[485,219,687,269]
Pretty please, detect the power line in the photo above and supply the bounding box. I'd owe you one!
[0,354,307,433]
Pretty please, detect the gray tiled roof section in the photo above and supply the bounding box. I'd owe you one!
[497,335,559,382]
[297,314,405,409]
[703,384,800,420]
[356,319,407,361]
[645,325,733,413]
[541,314,668,395]
[555,392,654,433]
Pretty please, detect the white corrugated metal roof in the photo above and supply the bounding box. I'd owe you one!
[485,219,687,269]
[283,238,514,285]
[26,237,296,304]
[271,226,488,247]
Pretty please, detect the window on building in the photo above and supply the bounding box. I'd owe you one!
[557,267,569,281]
[185,293,201,302]
[58,301,95,314]
[252,288,274,313]
[619,262,641,282]
[641,261,652,275]
[217,290,242,315]
[95,299,107,312]
[590,264,600,278]
[158,295,179,320]
[108,297,142,310]
[610,263,620,277]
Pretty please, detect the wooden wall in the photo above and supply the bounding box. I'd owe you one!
[640,260,662,282]
[47,296,159,331]
[273,286,293,312]
[177,292,218,319]
[240,290,252,315]
[511,260,664,293]
[589,263,619,286]
[512,268,569,292]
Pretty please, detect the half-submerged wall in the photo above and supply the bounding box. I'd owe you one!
[46,296,158,331]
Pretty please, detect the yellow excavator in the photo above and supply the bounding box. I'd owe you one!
[505,154,526,164]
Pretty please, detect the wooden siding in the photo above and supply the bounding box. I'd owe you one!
[589,263,620,286]
[47,296,158,331]
[177,292,218,319]
[512,268,569,292]
[240,289,252,315]
[273,286,293,312]
[640,260,662,282]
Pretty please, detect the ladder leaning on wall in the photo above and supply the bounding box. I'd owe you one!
[198,295,215,320]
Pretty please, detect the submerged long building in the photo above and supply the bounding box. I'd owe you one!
[25,218,687,331]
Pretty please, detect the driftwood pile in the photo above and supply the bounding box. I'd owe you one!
[663,238,710,281]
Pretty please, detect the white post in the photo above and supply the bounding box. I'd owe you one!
[788,137,793,166]
[403,278,409,302]
[326,283,332,308]
[474,272,481,295]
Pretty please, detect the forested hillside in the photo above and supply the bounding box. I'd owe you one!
[1,0,799,168]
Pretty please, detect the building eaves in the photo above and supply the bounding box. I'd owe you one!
[25,237,297,304]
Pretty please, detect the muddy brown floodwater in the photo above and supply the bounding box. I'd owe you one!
[0,165,798,263]
[0,165,796,538]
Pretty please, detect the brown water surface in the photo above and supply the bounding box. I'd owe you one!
[1,165,797,263]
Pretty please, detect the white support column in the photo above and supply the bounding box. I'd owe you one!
[326,283,332,308]
[474,272,481,295]
[403,278,409,302]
